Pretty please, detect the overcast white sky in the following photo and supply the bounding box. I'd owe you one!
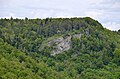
[0,0,120,31]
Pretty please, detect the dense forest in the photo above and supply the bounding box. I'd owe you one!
[0,17,120,79]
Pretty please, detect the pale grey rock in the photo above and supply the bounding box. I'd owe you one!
[73,34,81,39]
[42,33,82,55]
[49,35,71,55]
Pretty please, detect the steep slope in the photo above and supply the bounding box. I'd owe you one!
[0,17,120,79]
[0,38,76,79]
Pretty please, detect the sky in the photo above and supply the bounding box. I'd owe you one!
[0,0,120,31]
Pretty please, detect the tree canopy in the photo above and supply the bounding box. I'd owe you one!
[0,17,120,79]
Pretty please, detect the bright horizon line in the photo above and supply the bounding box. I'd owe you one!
[1,16,119,31]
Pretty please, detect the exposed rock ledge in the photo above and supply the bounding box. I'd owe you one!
[48,34,81,55]
[48,35,71,55]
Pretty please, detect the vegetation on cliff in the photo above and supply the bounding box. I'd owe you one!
[0,17,120,79]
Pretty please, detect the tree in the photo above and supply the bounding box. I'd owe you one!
[113,48,120,66]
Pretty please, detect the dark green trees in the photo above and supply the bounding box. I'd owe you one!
[0,17,120,78]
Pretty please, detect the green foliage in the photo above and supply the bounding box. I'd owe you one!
[0,17,120,78]
[112,48,120,66]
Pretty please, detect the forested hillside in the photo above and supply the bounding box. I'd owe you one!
[0,17,120,79]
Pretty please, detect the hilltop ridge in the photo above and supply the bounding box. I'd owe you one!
[0,17,120,79]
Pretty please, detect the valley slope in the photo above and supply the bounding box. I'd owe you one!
[0,17,120,79]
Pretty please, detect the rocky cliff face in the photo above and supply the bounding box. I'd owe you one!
[38,33,82,55]
[47,34,82,55]
[48,35,71,55]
